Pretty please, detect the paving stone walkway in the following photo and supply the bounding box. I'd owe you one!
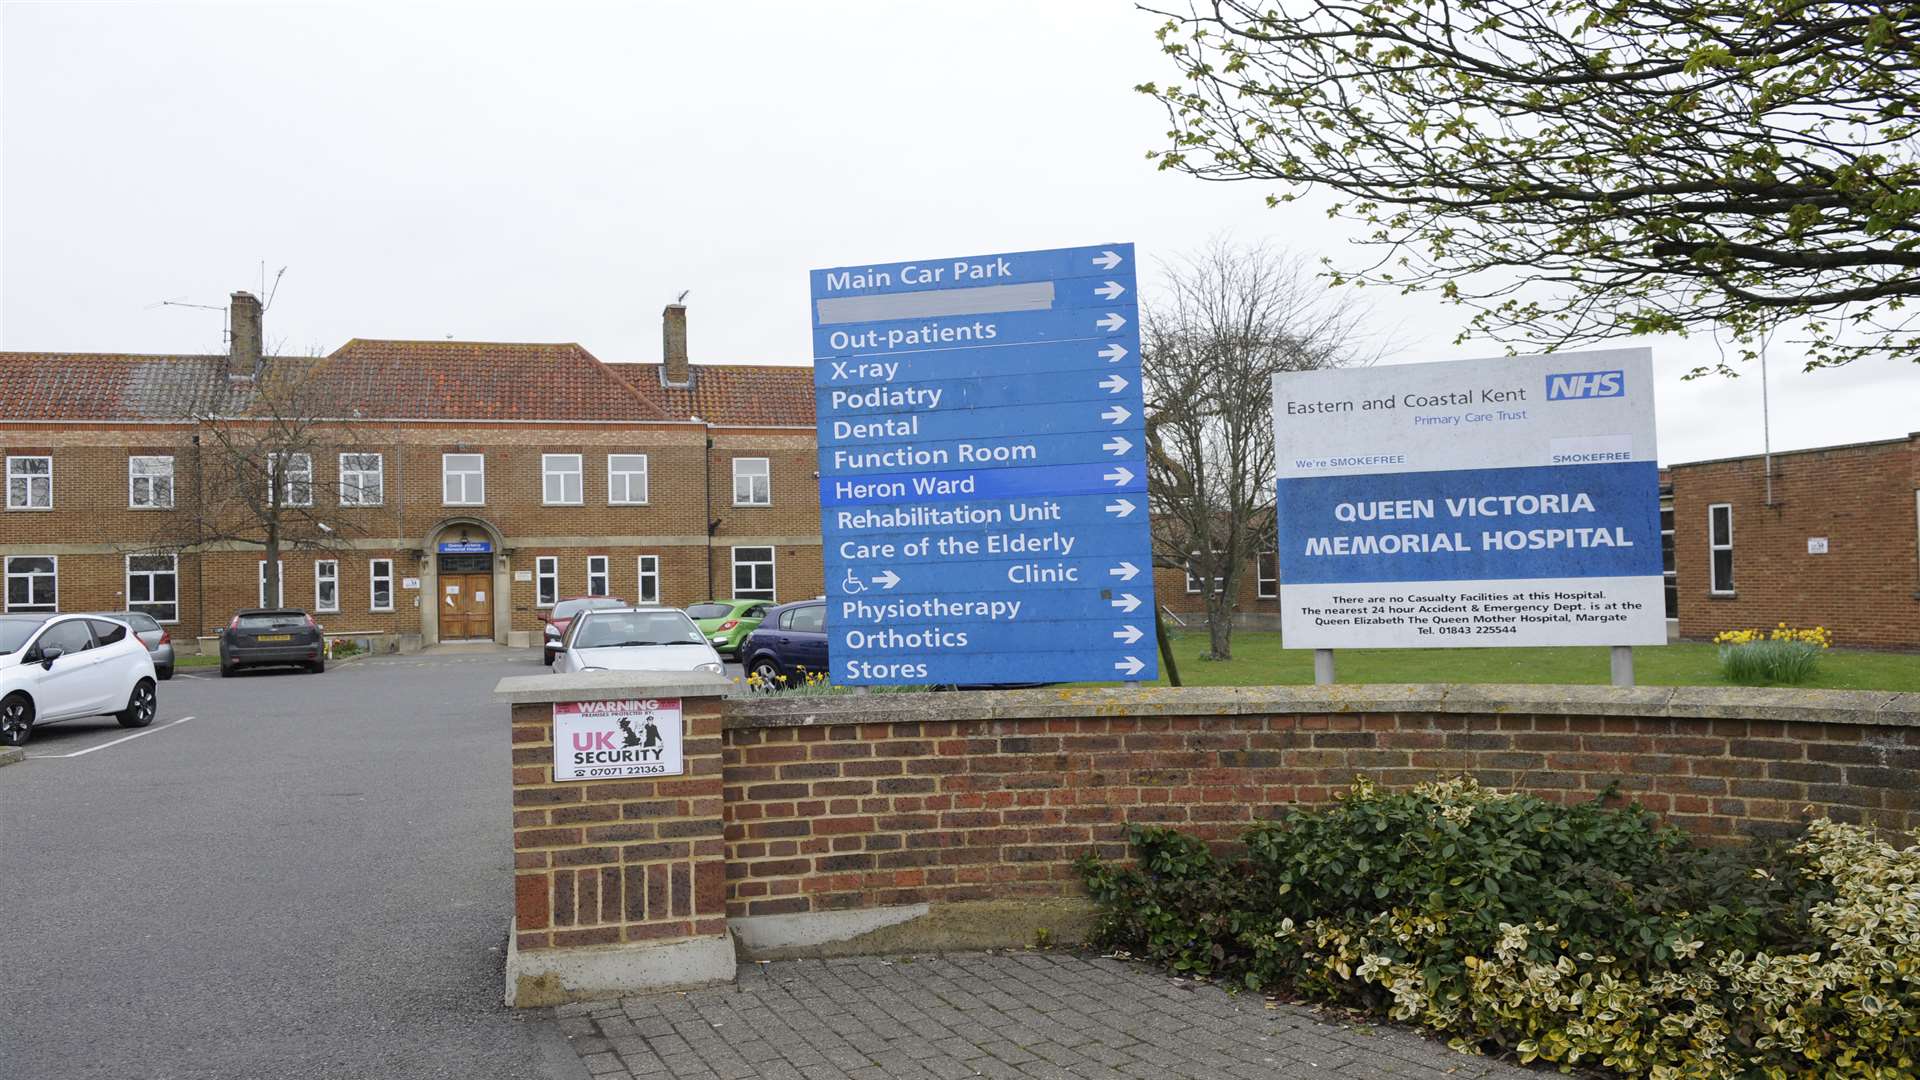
[553,953,1538,1080]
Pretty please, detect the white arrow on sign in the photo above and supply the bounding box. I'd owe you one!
[1103,466,1134,487]
[1109,561,1140,582]
[1101,405,1131,425]
[1098,344,1128,363]
[1114,656,1146,677]
[1096,312,1127,332]
[1092,249,1123,270]
[1102,436,1133,456]
[1110,593,1142,613]
[1094,280,1127,300]
[1113,625,1144,645]
[871,569,900,590]
[1105,497,1136,518]
[1098,374,1128,394]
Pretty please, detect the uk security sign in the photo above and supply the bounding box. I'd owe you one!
[812,244,1157,685]
[1272,348,1663,648]
[552,699,684,781]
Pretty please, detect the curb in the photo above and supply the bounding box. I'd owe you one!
[0,746,24,769]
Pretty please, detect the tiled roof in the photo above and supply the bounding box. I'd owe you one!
[615,363,816,427]
[319,340,673,421]
[0,353,225,421]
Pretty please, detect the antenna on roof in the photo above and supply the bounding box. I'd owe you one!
[676,290,691,304]
[261,265,287,311]
[159,299,229,353]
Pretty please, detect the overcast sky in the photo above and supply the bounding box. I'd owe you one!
[4,1,1915,465]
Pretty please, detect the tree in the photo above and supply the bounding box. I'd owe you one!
[143,356,377,618]
[1138,1,1920,373]
[1143,240,1369,660]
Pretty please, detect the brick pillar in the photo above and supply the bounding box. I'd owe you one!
[496,671,734,1006]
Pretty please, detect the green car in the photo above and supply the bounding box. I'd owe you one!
[686,599,773,657]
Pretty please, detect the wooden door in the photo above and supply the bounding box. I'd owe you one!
[441,574,494,640]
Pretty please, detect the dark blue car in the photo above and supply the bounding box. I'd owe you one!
[739,599,827,688]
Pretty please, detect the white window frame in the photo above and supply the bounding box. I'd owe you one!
[6,455,52,511]
[543,454,584,506]
[535,556,559,608]
[257,560,286,608]
[586,555,610,597]
[125,553,180,624]
[608,454,649,505]
[442,453,485,506]
[369,559,395,613]
[4,555,57,612]
[1184,551,1225,595]
[731,546,776,601]
[314,559,340,613]
[267,452,313,508]
[1256,550,1278,599]
[339,453,385,507]
[128,455,176,510]
[732,457,771,507]
[1708,503,1735,595]
[636,555,660,605]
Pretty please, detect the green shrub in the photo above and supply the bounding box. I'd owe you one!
[1080,779,1917,1078]
[1718,640,1824,684]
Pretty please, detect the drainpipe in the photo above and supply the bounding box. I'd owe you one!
[694,418,714,598]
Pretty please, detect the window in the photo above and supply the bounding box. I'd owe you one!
[339,453,384,506]
[88,619,128,646]
[4,556,56,612]
[1708,503,1735,595]
[1184,552,1224,595]
[536,556,559,607]
[732,546,775,600]
[258,560,285,608]
[1660,498,1678,619]
[129,456,175,509]
[314,560,339,613]
[733,457,770,506]
[36,619,94,657]
[587,555,610,597]
[636,555,660,605]
[6,456,51,510]
[1256,551,1278,599]
[268,453,313,507]
[788,603,824,633]
[608,454,649,505]
[126,554,179,623]
[443,453,485,505]
[543,454,583,505]
[370,559,394,612]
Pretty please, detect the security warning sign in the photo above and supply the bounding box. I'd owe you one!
[552,699,685,782]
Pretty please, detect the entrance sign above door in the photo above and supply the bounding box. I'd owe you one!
[438,540,493,554]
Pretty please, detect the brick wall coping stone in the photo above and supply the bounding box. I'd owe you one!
[493,670,733,705]
[726,683,1920,730]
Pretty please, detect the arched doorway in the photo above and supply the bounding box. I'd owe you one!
[421,516,511,645]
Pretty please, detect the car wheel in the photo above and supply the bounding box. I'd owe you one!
[220,662,236,678]
[750,658,783,690]
[308,659,326,674]
[156,665,174,681]
[0,693,32,747]
[543,649,555,665]
[117,679,157,729]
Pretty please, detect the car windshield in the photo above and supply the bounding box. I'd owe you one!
[0,618,46,655]
[552,598,623,621]
[685,603,734,620]
[237,612,307,631]
[573,611,704,649]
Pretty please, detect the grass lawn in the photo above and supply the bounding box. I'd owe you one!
[175,653,220,668]
[1145,630,1920,692]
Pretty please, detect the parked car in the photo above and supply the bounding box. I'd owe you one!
[88,610,175,680]
[685,599,774,657]
[551,607,726,675]
[0,613,158,747]
[543,596,629,665]
[220,608,325,676]
[739,599,827,687]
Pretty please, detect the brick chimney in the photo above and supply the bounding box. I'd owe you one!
[661,302,690,387]
[228,291,263,381]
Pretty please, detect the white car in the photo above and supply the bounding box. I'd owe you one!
[0,613,159,747]
[552,607,726,676]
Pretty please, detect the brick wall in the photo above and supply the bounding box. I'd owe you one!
[718,688,1920,919]
[1672,434,1920,648]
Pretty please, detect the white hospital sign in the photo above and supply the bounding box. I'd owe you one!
[552,699,685,782]
[1271,348,1664,649]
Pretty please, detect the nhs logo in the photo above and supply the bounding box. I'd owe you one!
[1546,370,1625,400]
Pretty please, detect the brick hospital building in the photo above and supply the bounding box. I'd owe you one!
[0,293,817,650]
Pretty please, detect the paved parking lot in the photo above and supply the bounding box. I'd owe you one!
[562,953,1530,1080]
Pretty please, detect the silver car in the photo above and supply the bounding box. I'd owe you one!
[552,608,726,676]
[89,611,175,680]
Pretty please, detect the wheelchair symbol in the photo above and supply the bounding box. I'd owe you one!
[841,566,867,595]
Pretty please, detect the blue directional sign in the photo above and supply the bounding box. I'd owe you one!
[812,244,1157,686]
